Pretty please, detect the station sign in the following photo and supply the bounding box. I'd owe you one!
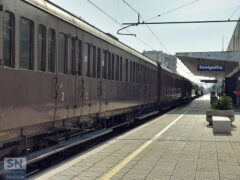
[198,64,225,71]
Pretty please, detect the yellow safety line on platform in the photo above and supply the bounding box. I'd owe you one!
[99,112,186,180]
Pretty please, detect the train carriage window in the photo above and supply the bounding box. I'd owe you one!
[58,33,67,74]
[144,67,146,84]
[140,65,143,84]
[138,64,141,83]
[151,70,153,85]
[139,64,141,83]
[146,68,150,84]
[38,25,46,71]
[149,69,151,84]
[156,71,157,85]
[136,64,139,83]
[130,61,132,82]
[133,62,135,83]
[111,53,114,80]
[87,43,91,77]
[147,68,150,84]
[132,62,134,83]
[135,63,137,83]
[120,57,122,81]
[143,66,146,84]
[69,37,76,75]
[145,67,148,84]
[152,70,154,85]
[20,17,33,70]
[102,50,107,79]
[151,69,153,84]
[137,64,139,83]
[78,40,82,76]
[4,11,14,68]
[108,52,111,80]
[92,46,96,78]
[48,29,55,72]
[125,59,128,82]
[83,43,90,77]
[69,38,72,74]
[97,48,101,78]
[153,70,155,85]
[115,55,119,81]
[153,71,155,85]
[133,63,136,83]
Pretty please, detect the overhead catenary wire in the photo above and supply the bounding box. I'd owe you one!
[229,5,240,19]
[86,0,155,50]
[121,0,200,82]
[145,0,200,22]
[121,0,200,83]
[122,0,171,54]
[86,0,199,83]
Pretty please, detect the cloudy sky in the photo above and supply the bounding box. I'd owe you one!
[49,0,240,83]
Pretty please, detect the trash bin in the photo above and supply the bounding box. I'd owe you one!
[211,96,218,105]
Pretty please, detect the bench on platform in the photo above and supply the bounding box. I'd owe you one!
[212,116,231,134]
[206,110,235,125]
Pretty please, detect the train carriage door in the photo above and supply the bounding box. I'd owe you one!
[89,42,101,117]
[75,38,83,118]
[67,36,77,119]
[54,22,77,125]
[0,7,4,127]
[96,47,102,115]
[80,41,91,118]
[75,38,91,119]
[54,32,68,122]
[99,48,108,115]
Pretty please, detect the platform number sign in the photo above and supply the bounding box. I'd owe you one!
[4,157,26,180]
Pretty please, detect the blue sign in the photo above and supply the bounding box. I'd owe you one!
[198,64,225,71]
[4,157,26,180]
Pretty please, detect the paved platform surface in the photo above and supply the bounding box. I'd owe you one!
[33,95,240,180]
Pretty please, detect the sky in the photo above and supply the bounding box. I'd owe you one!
[49,0,240,84]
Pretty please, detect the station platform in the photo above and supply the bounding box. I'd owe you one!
[33,95,240,180]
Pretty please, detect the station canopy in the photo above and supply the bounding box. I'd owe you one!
[176,51,240,78]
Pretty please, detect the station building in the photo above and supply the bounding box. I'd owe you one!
[143,50,177,72]
[177,21,240,107]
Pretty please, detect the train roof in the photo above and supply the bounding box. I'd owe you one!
[160,64,194,83]
[23,0,157,66]
[160,64,181,78]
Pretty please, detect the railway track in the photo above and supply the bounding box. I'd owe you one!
[1,110,164,179]
[27,111,160,178]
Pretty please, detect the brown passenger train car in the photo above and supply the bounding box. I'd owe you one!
[0,0,200,159]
